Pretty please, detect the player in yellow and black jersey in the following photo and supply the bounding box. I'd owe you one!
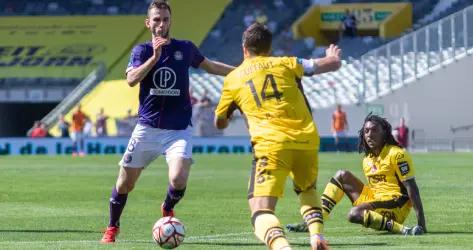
[214,23,341,250]
[287,114,426,236]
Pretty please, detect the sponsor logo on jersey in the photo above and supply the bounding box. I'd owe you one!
[398,161,410,175]
[150,66,180,96]
[368,174,387,184]
[174,51,183,61]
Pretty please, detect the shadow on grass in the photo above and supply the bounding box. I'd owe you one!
[426,231,473,235]
[333,242,387,247]
[0,229,98,233]
[378,230,473,235]
[185,242,387,247]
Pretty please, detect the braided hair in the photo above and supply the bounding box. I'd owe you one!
[358,114,400,156]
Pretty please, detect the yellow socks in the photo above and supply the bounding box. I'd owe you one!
[321,177,345,219]
[363,210,404,233]
[252,210,291,250]
[298,188,324,235]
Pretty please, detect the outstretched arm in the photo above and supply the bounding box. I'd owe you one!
[305,44,342,76]
[199,58,235,76]
[403,178,427,232]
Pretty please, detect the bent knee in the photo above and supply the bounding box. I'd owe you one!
[347,207,364,224]
[334,169,353,182]
[170,176,187,190]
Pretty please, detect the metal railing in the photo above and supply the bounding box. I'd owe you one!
[360,4,473,102]
[39,63,106,130]
[451,124,473,133]
[179,5,473,110]
[411,137,473,152]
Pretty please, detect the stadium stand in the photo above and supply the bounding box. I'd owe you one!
[195,3,473,110]
[0,0,149,16]
[198,0,468,65]
[329,0,473,59]
[199,0,312,66]
[416,0,472,27]
[334,0,436,23]
[2,0,472,137]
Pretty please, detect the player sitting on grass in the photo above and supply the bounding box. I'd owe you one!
[287,114,426,236]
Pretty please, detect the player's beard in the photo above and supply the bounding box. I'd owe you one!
[155,28,170,39]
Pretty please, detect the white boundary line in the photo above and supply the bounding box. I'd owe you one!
[0,222,470,245]
[187,232,253,240]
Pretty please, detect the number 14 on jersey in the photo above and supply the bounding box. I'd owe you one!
[246,74,282,107]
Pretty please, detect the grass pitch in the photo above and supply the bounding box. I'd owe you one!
[1,152,472,249]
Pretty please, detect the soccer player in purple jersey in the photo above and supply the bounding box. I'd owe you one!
[101,0,235,243]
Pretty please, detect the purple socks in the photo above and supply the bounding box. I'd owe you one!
[109,187,128,227]
[108,185,185,226]
[163,185,186,212]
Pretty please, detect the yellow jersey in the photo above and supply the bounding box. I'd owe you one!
[215,56,319,151]
[362,144,415,200]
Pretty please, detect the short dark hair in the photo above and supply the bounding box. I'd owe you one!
[242,23,272,56]
[148,0,171,15]
[358,114,400,155]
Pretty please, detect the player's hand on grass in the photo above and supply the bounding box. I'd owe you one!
[408,225,425,235]
[414,225,426,234]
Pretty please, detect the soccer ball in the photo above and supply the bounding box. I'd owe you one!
[152,216,185,249]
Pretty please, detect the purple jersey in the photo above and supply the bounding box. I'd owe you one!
[126,39,204,130]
